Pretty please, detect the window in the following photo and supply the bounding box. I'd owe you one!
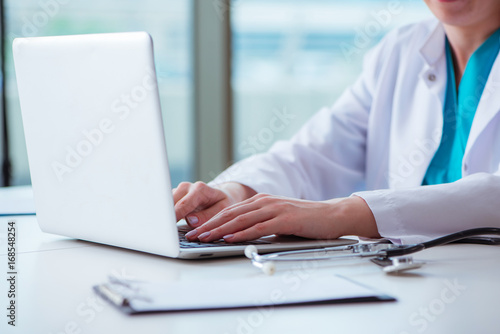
[4,0,193,186]
[1,0,433,187]
[232,0,432,160]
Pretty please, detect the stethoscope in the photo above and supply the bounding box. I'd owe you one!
[245,227,500,275]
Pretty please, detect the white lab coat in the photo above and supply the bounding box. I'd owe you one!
[211,18,500,244]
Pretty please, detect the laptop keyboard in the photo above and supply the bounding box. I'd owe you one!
[178,227,272,249]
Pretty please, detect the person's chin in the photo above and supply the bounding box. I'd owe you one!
[427,1,472,25]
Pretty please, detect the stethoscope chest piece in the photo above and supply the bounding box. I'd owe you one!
[371,256,426,274]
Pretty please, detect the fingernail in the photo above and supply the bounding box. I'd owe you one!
[186,215,200,227]
[223,234,234,242]
[185,230,197,238]
[198,231,211,240]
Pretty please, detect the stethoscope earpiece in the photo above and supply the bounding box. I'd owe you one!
[245,246,276,275]
[244,245,258,259]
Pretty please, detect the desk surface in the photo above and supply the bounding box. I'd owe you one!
[1,215,499,334]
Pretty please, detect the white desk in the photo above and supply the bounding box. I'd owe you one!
[1,215,500,334]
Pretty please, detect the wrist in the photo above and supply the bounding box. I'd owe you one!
[326,196,380,239]
[215,182,257,204]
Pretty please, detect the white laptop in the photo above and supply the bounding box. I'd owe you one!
[12,32,356,259]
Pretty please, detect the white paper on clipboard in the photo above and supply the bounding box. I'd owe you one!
[94,274,395,314]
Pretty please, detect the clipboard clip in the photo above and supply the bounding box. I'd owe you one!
[94,277,152,308]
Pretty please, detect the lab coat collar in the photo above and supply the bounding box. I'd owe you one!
[418,19,500,171]
[417,20,447,104]
[419,19,446,66]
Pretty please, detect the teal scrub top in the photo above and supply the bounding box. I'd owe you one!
[423,29,500,185]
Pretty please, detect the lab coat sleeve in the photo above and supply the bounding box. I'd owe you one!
[210,35,393,200]
[354,172,500,244]
[210,100,368,200]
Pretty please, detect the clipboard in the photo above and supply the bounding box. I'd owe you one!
[94,274,395,314]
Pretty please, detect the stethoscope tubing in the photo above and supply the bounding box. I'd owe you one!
[385,227,500,257]
[248,227,500,264]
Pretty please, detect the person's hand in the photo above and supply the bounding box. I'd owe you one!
[173,182,257,228]
[185,194,380,242]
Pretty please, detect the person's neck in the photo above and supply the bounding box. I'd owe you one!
[444,22,500,87]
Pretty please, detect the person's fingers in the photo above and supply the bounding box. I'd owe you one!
[186,199,276,241]
[202,192,271,224]
[223,218,286,243]
[189,208,274,242]
[172,182,191,203]
[174,182,224,222]
[185,193,311,242]
[175,191,201,222]
[184,199,230,228]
